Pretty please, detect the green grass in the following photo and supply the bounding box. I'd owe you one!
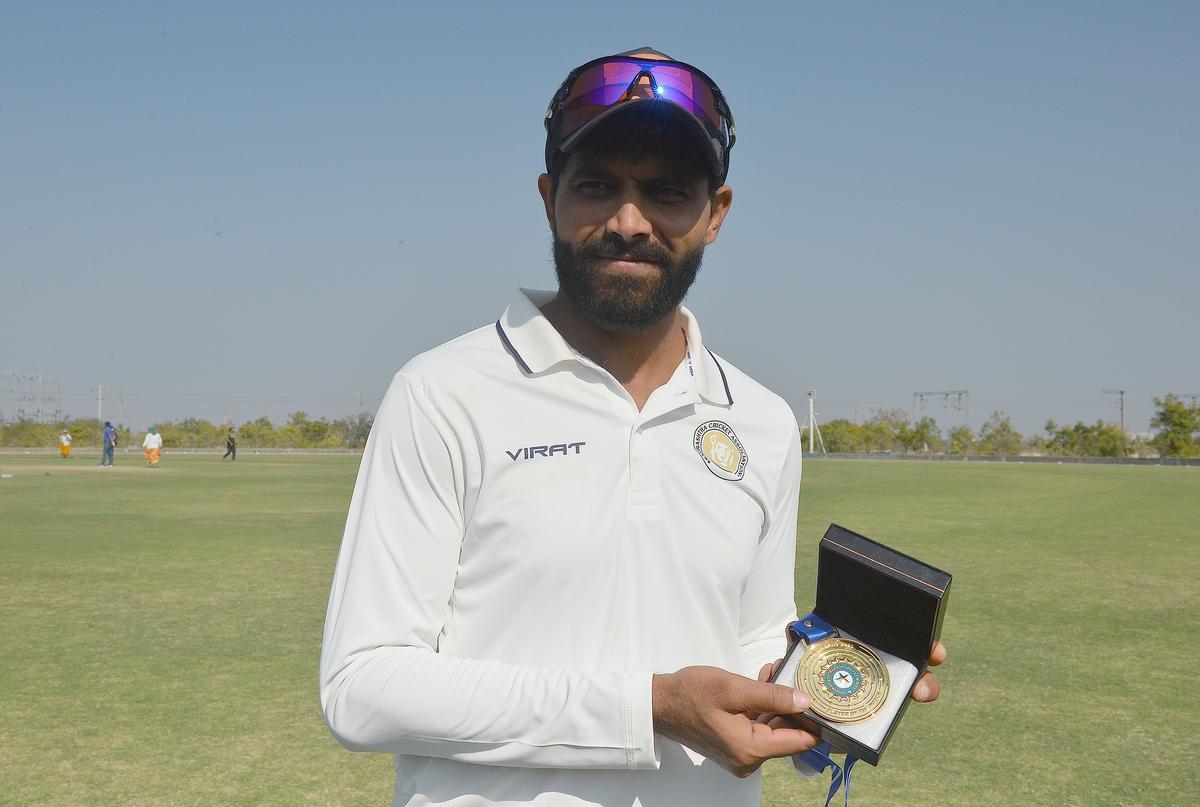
[1,453,1197,806]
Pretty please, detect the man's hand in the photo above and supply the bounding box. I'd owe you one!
[911,641,946,702]
[652,666,821,778]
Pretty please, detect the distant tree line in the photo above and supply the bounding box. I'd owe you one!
[0,411,374,450]
[803,395,1200,458]
[4,396,1197,458]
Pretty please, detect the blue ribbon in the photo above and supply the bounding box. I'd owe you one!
[788,613,837,646]
[797,743,859,807]
[789,616,860,806]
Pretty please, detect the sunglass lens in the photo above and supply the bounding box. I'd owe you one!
[559,59,726,143]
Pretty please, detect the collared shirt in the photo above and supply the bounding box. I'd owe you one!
[320,289,803,807]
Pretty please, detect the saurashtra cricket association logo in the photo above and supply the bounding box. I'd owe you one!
[693,421,748,481]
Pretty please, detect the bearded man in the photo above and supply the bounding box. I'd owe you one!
[320,48,943,807]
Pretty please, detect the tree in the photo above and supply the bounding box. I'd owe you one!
[237,416,280,448]
[976,412,1022,456]
[1151,395,1199,458]
[1041,419,1131,457]
[947,425,975,455]
[819,419,865,453]
[336,413,374,449]
[901,416,943,454]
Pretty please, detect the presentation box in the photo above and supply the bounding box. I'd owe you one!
[771,523,952,765]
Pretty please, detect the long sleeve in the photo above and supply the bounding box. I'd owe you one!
[737,424,802,678]
[318,372,659,770]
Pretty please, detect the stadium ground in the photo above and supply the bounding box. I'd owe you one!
[1,453,1196,806]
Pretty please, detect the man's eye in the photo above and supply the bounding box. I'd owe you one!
[576,181,610,193]
[652,187,688,201]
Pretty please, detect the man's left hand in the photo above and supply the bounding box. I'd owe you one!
[911,640,945,702]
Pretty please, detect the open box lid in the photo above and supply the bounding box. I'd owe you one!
[814,523,952,669]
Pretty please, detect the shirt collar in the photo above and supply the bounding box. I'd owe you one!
[497,288,733,407]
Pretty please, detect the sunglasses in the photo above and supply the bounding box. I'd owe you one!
[545,56,736,179]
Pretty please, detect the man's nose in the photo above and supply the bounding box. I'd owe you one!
[606,200,653,241]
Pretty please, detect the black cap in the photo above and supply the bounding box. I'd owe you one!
[545,48,733,184]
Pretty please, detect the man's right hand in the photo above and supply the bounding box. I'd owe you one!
[651,666,820,778]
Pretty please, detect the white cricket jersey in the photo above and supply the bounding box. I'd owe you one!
[320,289,803,807]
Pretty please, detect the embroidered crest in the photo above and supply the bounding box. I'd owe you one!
[693,420,748,481]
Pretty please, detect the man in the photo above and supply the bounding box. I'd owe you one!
[142,426,163,466]
[223,427,236,461]
[320,49,943,806]
[59,428,72,458]
[100,421,117,466]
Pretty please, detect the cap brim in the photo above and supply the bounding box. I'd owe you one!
[556,98,725,183]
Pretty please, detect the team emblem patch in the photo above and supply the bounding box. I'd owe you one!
[693,420,748,481]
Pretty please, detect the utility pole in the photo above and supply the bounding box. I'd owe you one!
[96,385,103,423]
[1102,389,1125,433]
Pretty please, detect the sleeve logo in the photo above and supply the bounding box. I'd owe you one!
[693,420,748,481]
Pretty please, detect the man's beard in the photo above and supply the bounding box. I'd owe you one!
[552,231,704,332]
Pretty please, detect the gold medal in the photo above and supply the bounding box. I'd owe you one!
[795,637,890,723]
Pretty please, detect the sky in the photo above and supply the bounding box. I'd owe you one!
[2,1,1196,436]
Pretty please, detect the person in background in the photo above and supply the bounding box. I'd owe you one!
[99,421,117,466]
[142,426,163,467]
[59,429,72,458]
[223,427,237,461]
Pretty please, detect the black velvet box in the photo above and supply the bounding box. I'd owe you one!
[771,523,952,765]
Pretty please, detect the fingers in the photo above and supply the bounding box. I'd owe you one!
[748,721,821,759]
[911,670,940,702]
[756,659,784,684]
[929,641,947,666]
[735,679,810,716]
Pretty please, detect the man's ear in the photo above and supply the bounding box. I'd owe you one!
[537,173,555,229]
[703,185,733,246]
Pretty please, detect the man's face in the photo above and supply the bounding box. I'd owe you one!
[539,145,732,332]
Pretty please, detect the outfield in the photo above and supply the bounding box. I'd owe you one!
[1,453,1196,806]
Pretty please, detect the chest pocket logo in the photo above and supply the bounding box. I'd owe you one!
[693,420,748,481]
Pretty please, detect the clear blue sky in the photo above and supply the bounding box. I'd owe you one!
[3,1,1196,435]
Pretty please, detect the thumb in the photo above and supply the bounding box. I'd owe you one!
[735,679,810,716]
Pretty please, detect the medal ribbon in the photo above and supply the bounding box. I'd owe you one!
[798,743,860,807]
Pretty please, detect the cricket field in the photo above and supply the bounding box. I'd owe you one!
[1,452,1196,806]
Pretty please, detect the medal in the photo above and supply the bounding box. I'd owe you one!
[795,637,890,723]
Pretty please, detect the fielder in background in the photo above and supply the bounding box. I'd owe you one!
[59,429,72,458]
[223,427,237,461]
[143,427,163,466]
[100,421,117,466]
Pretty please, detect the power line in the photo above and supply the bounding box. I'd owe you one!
[912,390,970,430]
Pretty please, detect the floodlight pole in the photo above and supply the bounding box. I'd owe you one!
[803,391,827,454]
[1102,389,1125,433]
[808,392,814,454]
